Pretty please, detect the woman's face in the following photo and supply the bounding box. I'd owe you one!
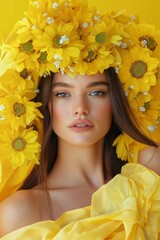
[49,72,112,147]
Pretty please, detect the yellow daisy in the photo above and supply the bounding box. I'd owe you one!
[113,133,144,163]
[0,94,43,129]
[33,21,84,74]
[0,127,40,168]
[19,68,39,99]
[73,45,121,76]
[126,22,160,59]
[0,69,39,99]
[130,82,160,140]
[127,91,152,112]
[119,46,159,95]
[1,41,39,73]
[87,19,123,49]
[0,70,25,97]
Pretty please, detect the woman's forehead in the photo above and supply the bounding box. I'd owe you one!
[52,72,108,84]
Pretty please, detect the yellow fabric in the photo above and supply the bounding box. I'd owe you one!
[1,163,160,240]
[0,0,160,43]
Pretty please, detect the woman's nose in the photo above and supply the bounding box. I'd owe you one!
[72,96,89,116]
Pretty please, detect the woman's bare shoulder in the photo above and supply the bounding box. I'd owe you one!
[138,145,160,175]
[0,189,39,237]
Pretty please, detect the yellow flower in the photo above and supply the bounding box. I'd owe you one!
[0,69,39,99]
[73,45,121,76]
[126,22,160,59]
[0,94,43,129]
[74,4,98,37]
[33,21,84,75]
[1,41,40,73]
[87,20,123,48]
[113,133,144,163]
[119,46,159,96]
[127,91,152,111]
[0,127,40,168]
[108,9,136,25]
[27,0,76,26]
[127,82,160,141]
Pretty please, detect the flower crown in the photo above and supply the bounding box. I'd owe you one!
[0,0,160,200]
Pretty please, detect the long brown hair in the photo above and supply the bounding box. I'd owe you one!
[21,67,157,189]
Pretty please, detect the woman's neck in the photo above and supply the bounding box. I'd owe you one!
[47,139,105,189]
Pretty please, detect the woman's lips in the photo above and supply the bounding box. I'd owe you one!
[69,119,94,132]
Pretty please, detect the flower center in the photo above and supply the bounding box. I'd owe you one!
[144,102,150,111]
[19,41,34,54]
[12,137,26,151]
[20,69,29,79]
[85,50,97,62]
[139,36,157,51]
[13,102,26,117]
[38,52,48,63]
[130,60,147,79]
[96,32,107,44]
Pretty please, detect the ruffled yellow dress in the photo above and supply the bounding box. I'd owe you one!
[1,163,160,240]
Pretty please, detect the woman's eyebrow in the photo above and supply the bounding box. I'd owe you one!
[52,82,74,88]
[86,81,109,88]
[52,81,108,88]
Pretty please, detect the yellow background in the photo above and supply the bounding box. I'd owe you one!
[0,0,160,42]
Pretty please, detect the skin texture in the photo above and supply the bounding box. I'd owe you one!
[0,72,159,237]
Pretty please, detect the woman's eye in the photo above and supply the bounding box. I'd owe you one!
[89,91,105,96]
[55,92,70,98]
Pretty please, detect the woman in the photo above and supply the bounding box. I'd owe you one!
[0,0,160,239]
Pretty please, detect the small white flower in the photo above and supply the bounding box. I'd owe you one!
[27,75,32,80]
[0,104,5,111]
[68,66,74,73]
[60,68,65,74]
[147,125,157,132]
[52,2,59,9]
[121,42,128,49]
[141,39,148,47]
[143,91,148,95]
[54,61,60,69]
[130,85,134,89]
[35,89,40,93]
[139,106,146,112]
[117,41,122,47]
[125,91,129,97]
[94,16,100,22]
[53,54,62,61]
[31,25,36,30]
[0,115,5,120]
[43,12,48,17]
[114,67,119,74]
[59,35,69,45]
[46,17,54,24]
[82,23,89,29]
[43,74,47,78]
[33,1,40,8]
